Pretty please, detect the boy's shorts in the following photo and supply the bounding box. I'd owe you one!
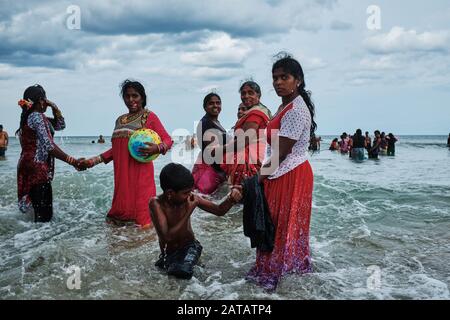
[155,240,203,279]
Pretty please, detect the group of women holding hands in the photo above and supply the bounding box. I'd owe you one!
[16,53,317,291]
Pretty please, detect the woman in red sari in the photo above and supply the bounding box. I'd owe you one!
[82,80,173,228]
[221,81,272,185]
[247,54,317,291]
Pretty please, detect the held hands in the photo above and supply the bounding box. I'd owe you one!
[76,156,103,171]
[65,156,87,171]
[228,185,243,203]
[138,142,160,158]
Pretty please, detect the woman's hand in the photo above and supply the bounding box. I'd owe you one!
[138,142,160,157]
[229,185,243,203]
[73,158,88,171]
[44,99,57,109]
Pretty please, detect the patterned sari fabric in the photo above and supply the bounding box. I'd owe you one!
[246,96,314,291]
[100,109,173,228]
[17,112,65,214]
[221,104,271,185]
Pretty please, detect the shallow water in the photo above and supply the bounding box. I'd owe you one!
[0,135,449,299]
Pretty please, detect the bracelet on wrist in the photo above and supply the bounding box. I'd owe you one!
[66,156,75,165]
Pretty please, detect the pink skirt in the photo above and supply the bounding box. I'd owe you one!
[192,162,225,194]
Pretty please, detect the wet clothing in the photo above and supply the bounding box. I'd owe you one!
[191,162,226,194]
[365,137,372,151]
[29,183,53,222]
[369,137,381,159]
[17,111,65,219]
[387,136,398,156]
[247,96,314,291]
[352,134,365,149]
[329,141,339,151]
[155,240,203,279]
[242,175,275,252]
[193,115,229,194]
[196,114,228,172]
[0,147,5,157]
[339,138,350,154]
[351,134,366,160]
[100,109,173,227]
[221,104,271,185]
[351,148,365,161]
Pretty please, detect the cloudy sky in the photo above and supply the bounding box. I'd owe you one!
[1,0,449,136]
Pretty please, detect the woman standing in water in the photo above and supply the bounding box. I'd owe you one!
[192,93,229,194]
[16,84,83,222]
[221,81,272,185]
[247,54,316,291]
[82,80,173,228]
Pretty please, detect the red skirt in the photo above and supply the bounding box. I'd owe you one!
[246,160,314,291]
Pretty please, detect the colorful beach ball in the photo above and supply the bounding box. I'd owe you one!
[128,128,162,162]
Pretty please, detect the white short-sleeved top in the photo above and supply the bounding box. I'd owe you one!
[264,95,311,179]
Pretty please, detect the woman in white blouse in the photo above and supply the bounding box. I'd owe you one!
[246,53,317,291]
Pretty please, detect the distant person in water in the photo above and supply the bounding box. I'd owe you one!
[97,135,105,143]
[369,130,381,159]
[150,163,242,279]
[447,133,450,147]
[364,131,372,154]
[309,134,321,152]
[329,138,339,151]
[386,133,398,156]
[351,129,365,161]
[0,125,9,160]
[339,133,350,154]
[379,132,388,155]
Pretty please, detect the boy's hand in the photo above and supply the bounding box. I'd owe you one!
[229,185,243,203]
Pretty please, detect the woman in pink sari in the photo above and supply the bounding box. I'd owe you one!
[82,80,173,228]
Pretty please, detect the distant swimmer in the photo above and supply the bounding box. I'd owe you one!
[351,129,365,161]
[97,135,105,143]
[447,133,450,147]
[364,131,372,154]
[386,133,398,156]
[0,124,9,160]
[329,138,339,151]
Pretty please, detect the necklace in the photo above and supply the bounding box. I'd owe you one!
[120,110,144,125]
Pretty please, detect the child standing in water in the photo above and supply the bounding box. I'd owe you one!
[150,163,242,279]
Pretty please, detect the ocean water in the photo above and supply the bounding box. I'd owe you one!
[0,135,449,300]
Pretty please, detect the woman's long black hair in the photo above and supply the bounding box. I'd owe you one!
[272,53,317,137]
[16,84,47,136]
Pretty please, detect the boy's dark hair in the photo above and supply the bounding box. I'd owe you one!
[160,163,194,192]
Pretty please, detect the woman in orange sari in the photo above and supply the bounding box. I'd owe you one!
[221,81,272,185]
